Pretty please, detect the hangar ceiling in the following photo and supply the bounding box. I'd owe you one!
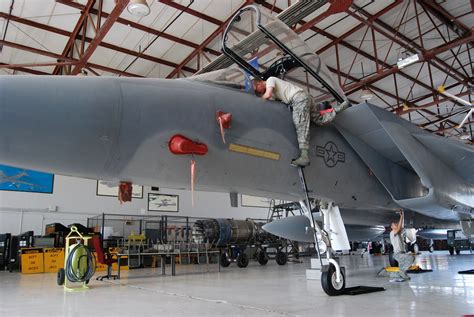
[0,0,472,143]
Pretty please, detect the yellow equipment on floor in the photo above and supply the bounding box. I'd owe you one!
[385,265,421,272]
[56,226,95,291]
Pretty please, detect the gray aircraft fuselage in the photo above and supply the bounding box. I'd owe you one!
[0,76,472,223]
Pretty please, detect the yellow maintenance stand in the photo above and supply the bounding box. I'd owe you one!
[377,264,432,277]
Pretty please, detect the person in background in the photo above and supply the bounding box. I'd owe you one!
[389,209,415,282]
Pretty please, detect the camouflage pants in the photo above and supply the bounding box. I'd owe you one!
[310,99,350,125]
[310,106,336,126]
[393,252,415,279]
[289,92,311,150]
[289,95,347,149]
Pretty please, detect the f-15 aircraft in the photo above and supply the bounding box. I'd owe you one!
[0,3,472,296]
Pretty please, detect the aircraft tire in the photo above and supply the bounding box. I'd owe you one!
[237,253,249,268]
[275,251,287,265]
[257,250,268,266]
[448,246,454,255]
[321,264,345,296]
[429,246,434,253]
[456,249,461,255]
[220,252,231,267]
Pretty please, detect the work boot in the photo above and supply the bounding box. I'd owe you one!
[291,149,310,167]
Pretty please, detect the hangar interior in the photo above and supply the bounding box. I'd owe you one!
[0,0,473,316]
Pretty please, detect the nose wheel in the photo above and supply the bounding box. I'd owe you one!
[321,264,345,296]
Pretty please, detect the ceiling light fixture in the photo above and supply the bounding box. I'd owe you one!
[127,0,151,17]
[397,53,420,69]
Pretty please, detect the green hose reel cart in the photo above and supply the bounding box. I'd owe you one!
[57,226,96,291]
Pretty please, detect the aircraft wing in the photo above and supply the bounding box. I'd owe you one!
[197,0,328,74]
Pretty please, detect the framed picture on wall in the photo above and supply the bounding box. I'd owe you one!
[148,193,179,212]
[96,180,143,199]
[0,164,54,194]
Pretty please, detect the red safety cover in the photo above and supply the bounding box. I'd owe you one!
[319,108,334,116]
[216,111,232,128]
[169,134,208,156]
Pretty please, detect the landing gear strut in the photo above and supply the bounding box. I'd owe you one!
[298,168,350,296]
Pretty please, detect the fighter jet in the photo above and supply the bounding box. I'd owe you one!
[0,4,472,295]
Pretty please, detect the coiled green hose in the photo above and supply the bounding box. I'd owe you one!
[65,243,96,282]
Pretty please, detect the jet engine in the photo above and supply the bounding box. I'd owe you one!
[194,219,277,247]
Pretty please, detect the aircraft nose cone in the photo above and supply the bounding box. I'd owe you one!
[262,215,314,242]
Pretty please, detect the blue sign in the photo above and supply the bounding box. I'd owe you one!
[0,164,54,194]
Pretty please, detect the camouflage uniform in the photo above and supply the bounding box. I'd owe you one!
[288,91,311,150]
[310,101,336,126]
[393,253,415,280]
[290,96,349,149]
[310,99,350,126]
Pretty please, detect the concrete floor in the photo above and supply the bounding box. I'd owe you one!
[0,251,473,316]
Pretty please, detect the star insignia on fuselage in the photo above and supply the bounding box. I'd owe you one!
[316,142,345,168]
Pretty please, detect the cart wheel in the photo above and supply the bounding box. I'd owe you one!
[275,251,287,265]
[236,253,249,268]
[257,250,268,266]
[57,268,65,286]
[220,252,231,267]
